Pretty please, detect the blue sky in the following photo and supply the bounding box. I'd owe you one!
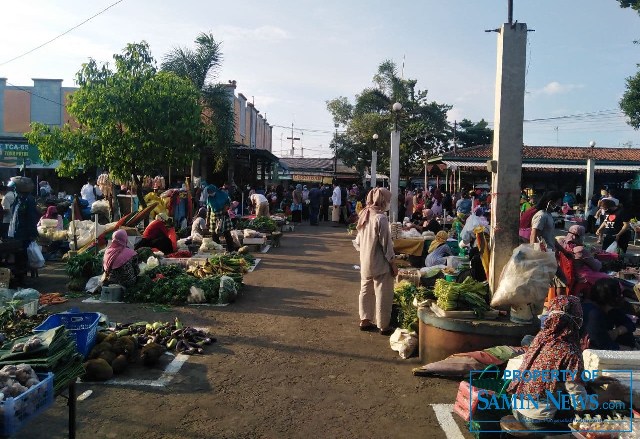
[1,0,639,157]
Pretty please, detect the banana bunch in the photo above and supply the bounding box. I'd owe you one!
[186,260,216,279]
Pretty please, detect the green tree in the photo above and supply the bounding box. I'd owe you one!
[617,0,640,13]
[25,42,202,206]
[161,33,234,177]
[326,60,451,178]
[455,119,493,149]
[620,70,640,129]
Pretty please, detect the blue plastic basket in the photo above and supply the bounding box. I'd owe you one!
[34,312,100,358]
[0,372,54,437]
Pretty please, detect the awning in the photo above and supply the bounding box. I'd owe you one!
[442,160,640,172]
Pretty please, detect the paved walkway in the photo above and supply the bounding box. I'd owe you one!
[20,223,467,439]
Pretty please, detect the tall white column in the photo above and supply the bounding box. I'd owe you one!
[370,151,378,189]
[489,22,527,292]
[390,131,400,223]
[585,158,595,215]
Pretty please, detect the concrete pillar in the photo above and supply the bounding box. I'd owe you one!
[585,158,595,215]
[489,22,527,292]
[370,151,377,188]
[389,131,400,223]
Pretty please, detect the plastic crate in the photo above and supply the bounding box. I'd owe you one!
[0,372,54,437]
[34,312,100,358]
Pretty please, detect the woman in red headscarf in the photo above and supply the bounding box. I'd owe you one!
[103,229,139,288]
[353,188,397,335]
[37,206,63,231]
[507,295,587,431]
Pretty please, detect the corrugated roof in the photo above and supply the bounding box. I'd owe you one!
[443,160,639,171]
[448,144,640,162]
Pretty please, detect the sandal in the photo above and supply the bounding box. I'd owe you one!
[379,327,394,336]
[359,320,377,332]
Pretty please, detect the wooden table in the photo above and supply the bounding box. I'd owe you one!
[393,238,427,257]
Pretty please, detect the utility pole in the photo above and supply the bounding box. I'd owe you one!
[453,120,458,155]
[488,0,527,292]
[333,123,339,178]
[286,123,300,157]
[301,146,304,158]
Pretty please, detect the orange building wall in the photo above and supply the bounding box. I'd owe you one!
[62,91,79,128]
[4,90,31,133]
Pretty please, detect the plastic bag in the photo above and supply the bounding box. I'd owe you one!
[85,275,102,293]
[146,256,159,268]
[491,244,557,307]
[218,275,238,304]
[389,328,418,359]
[27,242,45,269]
[605,241,618,253]
[188,286,206,304]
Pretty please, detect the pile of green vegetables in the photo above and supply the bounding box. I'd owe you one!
[433,277,490,317]
[393,281,433,331]
[248,217,277,232]
[65,251,104,291]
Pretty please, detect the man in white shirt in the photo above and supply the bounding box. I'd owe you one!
[80,177,102,206]
[331,182,341,225]
[0,183,16,239]
[250,192,269,218]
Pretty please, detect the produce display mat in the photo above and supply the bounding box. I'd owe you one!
[260,245,270,254]
[80,351,189,388]
[430,302,499,320]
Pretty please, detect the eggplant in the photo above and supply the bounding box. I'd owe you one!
[183,348,197,355]
[175,340,188,353]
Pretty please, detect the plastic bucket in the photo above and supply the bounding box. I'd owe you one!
[100,285,124,302]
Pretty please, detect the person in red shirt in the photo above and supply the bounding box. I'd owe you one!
[136,213,175,254]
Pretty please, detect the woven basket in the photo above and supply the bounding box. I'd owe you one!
[396,268,420,287]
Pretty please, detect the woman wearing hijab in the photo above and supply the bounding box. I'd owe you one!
[103,229,139,288]
[558,225,607,285]
[136,213,175,255]
[38,206,63,231]
[353,188,397,335]
[508,295,587,431]
[291,184,303,223]
[190,207,208,243]
[425,230,453,267]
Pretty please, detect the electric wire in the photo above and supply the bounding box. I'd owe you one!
[0,0,126,67]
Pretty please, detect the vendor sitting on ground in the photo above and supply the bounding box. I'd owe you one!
[407,208,442,234]
[508,295,587,432]
[103,229,139,288]
[189,207,208,243]
[581,278,637,350]
[558,225,608,285]
[37,206,63,231]
[136,212,174,255]
[424,230,453,267]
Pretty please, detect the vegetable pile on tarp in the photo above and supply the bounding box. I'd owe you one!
[247,217,277,232]
[0,308,49,347]
[0,327,85,394]
[393,281,432,331]
[433,277,490,317]
[83,317,216,381]
[126,254,253,305]
[65,251,104,291]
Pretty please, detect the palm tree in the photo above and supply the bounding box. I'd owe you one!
[161,33,234,179]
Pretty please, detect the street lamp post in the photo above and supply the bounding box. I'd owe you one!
[389,102,402,223]
[585,140,596,220]
[371,133,378,189]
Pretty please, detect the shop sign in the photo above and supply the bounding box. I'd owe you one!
[292,174,325,182]
[0,143,55,168]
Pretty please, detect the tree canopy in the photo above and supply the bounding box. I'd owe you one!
[161,33,234,174]
[327,60,490,178]
[26,42,203,204]
[455,119,493,149]
[617,0,640,13]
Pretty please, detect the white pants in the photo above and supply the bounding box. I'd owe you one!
[359,272,394,329]
[331,205,340,222]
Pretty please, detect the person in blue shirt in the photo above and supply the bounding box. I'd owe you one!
[455,192,472,216]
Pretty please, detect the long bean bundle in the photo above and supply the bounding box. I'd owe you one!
[433,277,489,316]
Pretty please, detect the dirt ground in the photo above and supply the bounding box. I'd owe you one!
[15,223,472,439]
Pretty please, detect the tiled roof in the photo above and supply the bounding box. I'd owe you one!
[448,144,640,162]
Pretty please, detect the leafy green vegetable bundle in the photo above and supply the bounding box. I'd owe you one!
[433,277,489,316]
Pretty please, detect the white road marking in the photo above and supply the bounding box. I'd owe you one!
[431,404,466,439]
[92,353,189,388]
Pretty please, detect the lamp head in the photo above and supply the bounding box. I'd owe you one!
[589,140,596,148]
[392,102,402,112]
[372,134,379,140]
